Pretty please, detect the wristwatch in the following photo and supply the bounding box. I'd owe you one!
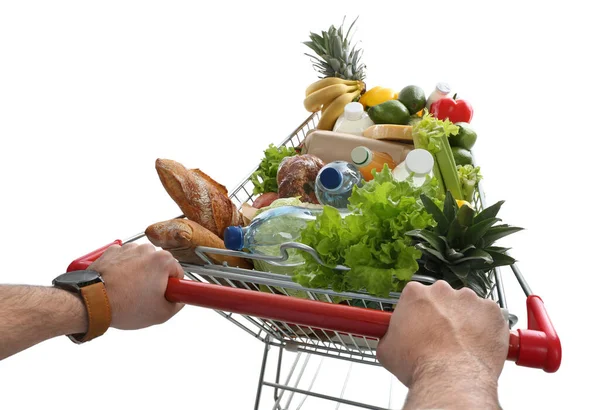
[52,270,112,344]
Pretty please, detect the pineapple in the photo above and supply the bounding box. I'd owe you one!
[406,193,523,298]
[303,17,366,81]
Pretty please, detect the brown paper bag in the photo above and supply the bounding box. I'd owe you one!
[301,130,413,165]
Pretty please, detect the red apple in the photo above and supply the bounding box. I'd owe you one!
[252,192,279,208]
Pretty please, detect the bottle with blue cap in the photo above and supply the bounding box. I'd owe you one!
[224,206,322,271]
[314,161,362,209]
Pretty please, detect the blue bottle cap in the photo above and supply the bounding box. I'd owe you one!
[320,167,343,190]
[224,226,244,250]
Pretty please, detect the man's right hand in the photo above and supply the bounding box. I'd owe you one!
[376,281,509,409]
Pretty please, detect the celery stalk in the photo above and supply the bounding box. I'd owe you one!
[437,133,463,200]
[411,113,463,200]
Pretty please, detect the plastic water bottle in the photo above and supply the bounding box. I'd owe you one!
[392,149,434,187]
[315,161,362,209]
[224,206,321,263]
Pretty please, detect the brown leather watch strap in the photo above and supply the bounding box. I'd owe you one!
[72,281,112,343]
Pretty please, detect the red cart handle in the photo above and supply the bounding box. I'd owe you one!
[165,278,561,372]
[66,240,122,272]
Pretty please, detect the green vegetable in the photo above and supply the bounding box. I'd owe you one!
[255,197,323,216]
[457,165,483,203]
[412,113,463,200]
[250,144,297,195]
[293,166,442,297]
[407,192,523,297]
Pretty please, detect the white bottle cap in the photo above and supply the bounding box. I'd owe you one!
[350,146,372,166]
[436,82,451,94]
[344,102,364,121]
[405,149,434,175]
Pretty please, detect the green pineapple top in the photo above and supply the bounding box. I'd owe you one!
[303,17,366,81]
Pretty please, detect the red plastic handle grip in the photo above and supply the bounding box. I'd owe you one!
[165,278,561,372]
[66,240,122,272]
[506,295,561,373]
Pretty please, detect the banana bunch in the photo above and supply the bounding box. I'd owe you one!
[304,77,365,130]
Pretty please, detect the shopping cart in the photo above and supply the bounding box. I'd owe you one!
[67,113,561,409]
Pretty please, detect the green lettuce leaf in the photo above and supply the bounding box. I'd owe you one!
[293,166,443,297]
[250,144,297,195]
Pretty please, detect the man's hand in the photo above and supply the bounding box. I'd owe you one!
[376,280,509,409]
[89,243,185,330]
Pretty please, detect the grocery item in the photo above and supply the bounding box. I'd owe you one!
[407,193,523,297]
[332,102,375,135]
[155,159,244,238]
[293,166,441,297]
[452,146,474,166]
[305,77,363,97]
[224,206,322,275]
[392,149,434,187]
[412,113,463,200]
[448,122,478,150]
[252,192,279,209]
[430,95,474,123]
[314,161,362,209]
[350,146,397,181]
[457,164,483,202]
[145,218,252,269]
[277,154,325,203]
[250,144,297,195]
[362,124,413,143]
[359,86,396,109]
[425,82,451,110]
[398,85,426,115]
[303,17,366,80]
[301,130,412,165]
[368,100,411,125]
[317,89,362,130]
[304,83,361,113]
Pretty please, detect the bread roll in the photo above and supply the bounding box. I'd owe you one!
[145,218,252,269]
[155,159,244,238]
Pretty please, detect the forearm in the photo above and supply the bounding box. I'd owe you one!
[403,357,501,410]
[0,285,87,360]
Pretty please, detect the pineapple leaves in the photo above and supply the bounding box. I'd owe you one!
[420,194,448,233]
[405,229,444,253]
[457,202,475,226]
[304,17,366,80]
[448,263,470,279]
[443,192,458,223]
[464,217,501,246]
[461,249,493,264]
[447,219,467,249]
[474,200,505,224]
[481,225,524,248]
[415,243,451,264]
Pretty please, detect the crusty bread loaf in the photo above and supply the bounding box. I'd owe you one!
[155,159,244,238]
[145,218,252,269]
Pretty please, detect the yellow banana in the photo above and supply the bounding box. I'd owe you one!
[305,77,359,97]
[317,89,362,130]
[304,84,358,113]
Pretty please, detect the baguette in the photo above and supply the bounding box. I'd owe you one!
[145,218,252,269]
[155,159,244,238]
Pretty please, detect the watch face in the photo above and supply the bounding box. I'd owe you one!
[53,270,101,289]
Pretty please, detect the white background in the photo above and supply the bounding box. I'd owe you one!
[1,1,597,409]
